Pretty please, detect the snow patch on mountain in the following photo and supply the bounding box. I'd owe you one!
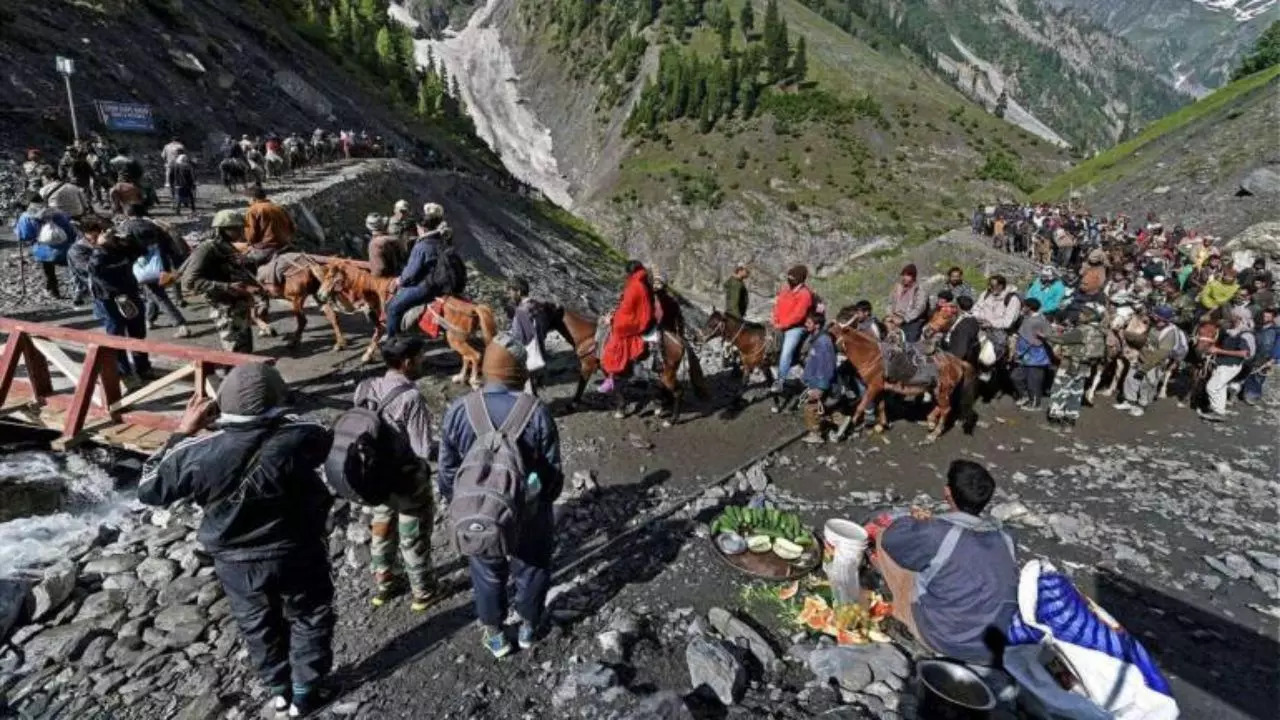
[1193,0,1278,22]
[937,37,1071,148]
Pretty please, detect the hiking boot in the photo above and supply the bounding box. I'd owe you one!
[1197,409,1227,422]
[1021,399,1041,411]
[370,578,405,608]
[409,585,444,613]
[802,431,825,445]
[1127,406,1145,417]
[174,325,191,338]
[517,620,538,650]
[483,627,512,659]
[770,380,785,395]
[288,681,340,718]
[1014,398,1030,409]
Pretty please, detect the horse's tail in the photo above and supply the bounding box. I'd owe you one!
[475,305,497,344]
[959,360,978,435]
[684,339,709,399]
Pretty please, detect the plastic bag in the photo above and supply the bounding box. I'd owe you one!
[525,339,546,372]
[133,247,165,284]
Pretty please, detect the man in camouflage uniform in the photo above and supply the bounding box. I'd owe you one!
[1043,305,1106,425]
[181,210,257,353]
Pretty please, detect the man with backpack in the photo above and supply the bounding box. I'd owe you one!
[1115,306,1184,417]
[437,334,563,658]
[12,191,76,299]
[120,203,190,338]
[39,168,89,220]
[384,203,457,338]
[139,363,339,718]
[349,336,442,611]
[873,459,1018,664]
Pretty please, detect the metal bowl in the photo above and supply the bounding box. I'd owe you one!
[715,531,747,555]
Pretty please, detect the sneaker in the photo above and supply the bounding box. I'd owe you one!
[1128,406,1145,417]
[270,688,290,717]
[1197,409,1226,422]
[517,621,537,650]
[174,325,191,338]
[802,431,825,445]
[370,578,404,608]
[771,380,785,395]
[1112,401,1133,411]
[599,377,615,394]
[1021,400,1040,411]
[483,627,513,659]
[288,683,340,718]
[1014,398,1030,409]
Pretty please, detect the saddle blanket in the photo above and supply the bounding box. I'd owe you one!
[255,252,306,287]
[417,298,448,338]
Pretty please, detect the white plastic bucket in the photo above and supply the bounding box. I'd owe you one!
[822,519,868,605]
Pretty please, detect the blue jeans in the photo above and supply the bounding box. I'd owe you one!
[776,327,806,384]
[92,297,151,376]
[1242,371,1266,400]
[467,504,554,628]
[384,284,434,338]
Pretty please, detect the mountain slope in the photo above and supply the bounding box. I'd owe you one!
[409,0,1071,295]
[1047,0,1280,94]
[1034,65,1280,239]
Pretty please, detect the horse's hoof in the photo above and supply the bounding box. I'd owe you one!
[332,344,346,352]
[872,424,885,434]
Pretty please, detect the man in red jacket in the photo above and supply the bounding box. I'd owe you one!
[600,261,655,393]
[772,265,815,394]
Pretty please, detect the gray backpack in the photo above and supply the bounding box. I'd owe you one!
[450,392,539,558]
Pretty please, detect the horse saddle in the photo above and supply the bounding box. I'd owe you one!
[882,344,935,385]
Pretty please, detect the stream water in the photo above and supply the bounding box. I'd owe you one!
[0,450,138,578]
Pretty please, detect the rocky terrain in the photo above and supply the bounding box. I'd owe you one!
[1035,65,1280,240]
[2,345,1276,720]
[1047,0,1280,93]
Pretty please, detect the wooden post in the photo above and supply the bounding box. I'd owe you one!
[20,337,53,402]
[0,332,27,403]
[63,344,105,440]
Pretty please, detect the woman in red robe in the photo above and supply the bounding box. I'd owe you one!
[600,261,654,393]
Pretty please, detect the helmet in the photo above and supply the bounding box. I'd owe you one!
[211,210,244,229]
[422,203,444,222]
[365,212,388,232]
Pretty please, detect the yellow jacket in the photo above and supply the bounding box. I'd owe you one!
[1197,279,1239,310]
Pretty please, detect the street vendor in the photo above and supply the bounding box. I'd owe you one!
[872,459,1018,663]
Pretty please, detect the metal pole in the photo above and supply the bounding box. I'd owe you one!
[63,72,79,143]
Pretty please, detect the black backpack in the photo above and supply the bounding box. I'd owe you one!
[324,384,419,505]
[429,244,467,296]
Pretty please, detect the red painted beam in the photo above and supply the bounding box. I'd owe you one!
[8,379,183,432]
[0,317,272,367]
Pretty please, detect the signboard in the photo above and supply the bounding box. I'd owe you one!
[56,56,74,75]
[94,100,156,133]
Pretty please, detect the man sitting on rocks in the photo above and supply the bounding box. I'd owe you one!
[139,363,338,717]
[873,459,1018,664]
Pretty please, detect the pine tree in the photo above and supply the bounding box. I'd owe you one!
[450,74,462,99]
[328,3,346,47]
[375,26,394,71]
[727,56,741,114]
[417,74,433,117]
[717,3,733,58]
[303,0,319,26]
[740,1,754,35]
[790,36,807,84]
[358,0,383,24]
[762,0,790,83]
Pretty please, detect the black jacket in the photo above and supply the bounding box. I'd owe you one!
[139,415,334,561]
[945,315,981,367]
[68,237,142,301]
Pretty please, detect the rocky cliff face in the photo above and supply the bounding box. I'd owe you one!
[1047,0,1280,93]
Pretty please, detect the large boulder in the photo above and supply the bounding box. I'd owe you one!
[1239,167,1280,197]
[686,635,747,706]
[0,475,64,523]
[807,644,912,694]
[29,562,76,621]
[0,579,32,643]
[707,607,780,672]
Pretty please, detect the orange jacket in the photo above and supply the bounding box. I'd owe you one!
[244,199,295,251]
[772,283,813,330]
[602,269,654,375]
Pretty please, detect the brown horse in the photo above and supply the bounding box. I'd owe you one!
[427,297,498,388]
[242,252,344,352]
[316,260,395,362]
[699,311,774,397]
[831,325,976,442]
[545,304,707,424]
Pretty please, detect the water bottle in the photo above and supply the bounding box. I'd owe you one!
[525,472,541,502]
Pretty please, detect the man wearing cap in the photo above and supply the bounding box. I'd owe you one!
[889,264,927,343]
[353,337,441,610]
[183,210,259,353]
[387,199,414,244]
[1025,266,1067,319]
[772,265,815,393]
[365,213,404,278]
[1114,306,1180,417]
[1200,308,1256,421]
[1079,248,1108,298]
[1043,305,1106,424]
[138,363,338,717]
[438,334,563,658]
[385,203,450,338]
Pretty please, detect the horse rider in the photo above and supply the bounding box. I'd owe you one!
[772,265,815,394]
[366,213,405,279]
[973,274,1022,362]
[385,203,451,338]
[723,264,750,321]
[889,264,927,343]
[182,210,259,353]
[600,260,656,395]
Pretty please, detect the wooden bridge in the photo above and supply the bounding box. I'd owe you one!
[0,317,272,453]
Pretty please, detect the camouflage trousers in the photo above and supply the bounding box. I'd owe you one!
[1047,366,1090,421]
[371,472,436,596]
[209,299,252,354]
